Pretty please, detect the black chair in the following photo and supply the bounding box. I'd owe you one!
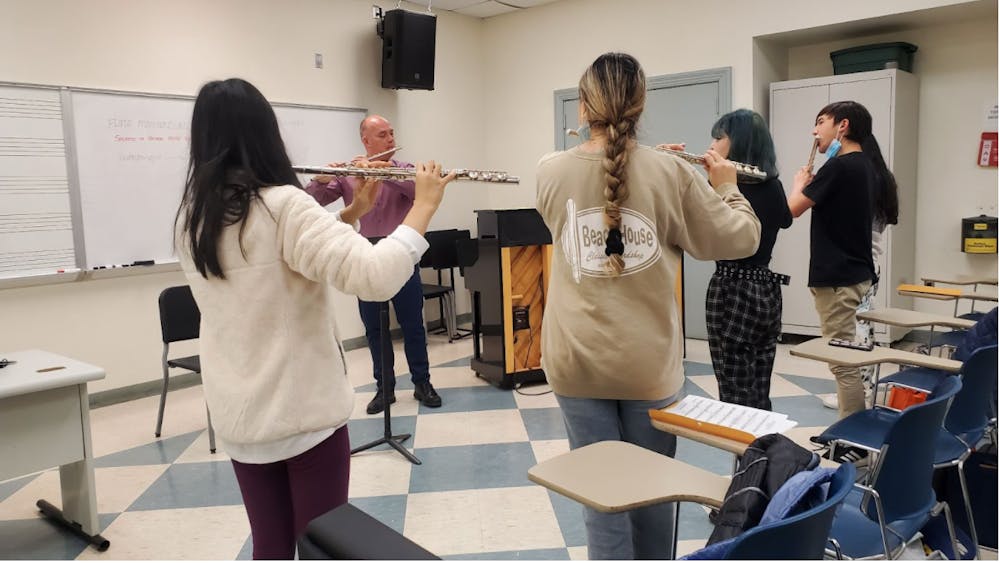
[156,285,215,453]
[298,503,438,559]
[420,229,473,342]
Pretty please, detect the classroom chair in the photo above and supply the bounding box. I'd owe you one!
[693,463,857,560]
[823,346,997,557]
[816,376,963,559]
[156,285,215,453]
[420,229,473,342]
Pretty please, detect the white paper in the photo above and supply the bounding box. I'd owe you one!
[664,395,798,437]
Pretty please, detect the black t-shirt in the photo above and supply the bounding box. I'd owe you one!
[720,176,793,268]
[802,152,877,287]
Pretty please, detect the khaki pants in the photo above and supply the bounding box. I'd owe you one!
[811,280,872,418]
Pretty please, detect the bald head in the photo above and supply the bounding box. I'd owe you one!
[360,115,396,160]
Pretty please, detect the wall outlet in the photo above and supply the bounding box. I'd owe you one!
[314,53,323,69]
[512,306,530,330]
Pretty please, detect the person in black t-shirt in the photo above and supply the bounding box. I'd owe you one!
[699,109,792,411]
[789,101,897,418]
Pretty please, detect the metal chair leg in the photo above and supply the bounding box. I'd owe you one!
[155,347,170,438]
[206,403,216,454]
[956,459,980,559]
[939,501,962,561]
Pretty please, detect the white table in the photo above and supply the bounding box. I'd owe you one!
[0,350,109,550]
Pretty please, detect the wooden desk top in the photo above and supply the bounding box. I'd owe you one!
[528,441,731,512]
[789,338,962,373]
[0,350,105,400]
[857,308,976,329]
[922,274,998,286]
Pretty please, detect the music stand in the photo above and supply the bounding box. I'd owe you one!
[350,300,421,465]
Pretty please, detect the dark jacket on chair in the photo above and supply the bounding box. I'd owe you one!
[707,433,819,544]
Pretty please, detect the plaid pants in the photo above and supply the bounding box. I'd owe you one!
[706,268,784,411]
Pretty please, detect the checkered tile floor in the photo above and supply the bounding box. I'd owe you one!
[0,338,846,560]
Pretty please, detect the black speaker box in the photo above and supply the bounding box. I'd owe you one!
[380,9,436,90]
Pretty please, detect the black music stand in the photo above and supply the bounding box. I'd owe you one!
[350,301,421,465]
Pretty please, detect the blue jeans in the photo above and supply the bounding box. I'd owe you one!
[358,266,430,389]
[555,393,679,560]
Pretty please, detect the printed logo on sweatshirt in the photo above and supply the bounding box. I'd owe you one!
[561,200,661,282]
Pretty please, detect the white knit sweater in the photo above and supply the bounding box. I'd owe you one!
[177,185,427,446]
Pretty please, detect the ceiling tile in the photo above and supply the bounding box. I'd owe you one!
[456,1,519,18]
[412,0,483,10]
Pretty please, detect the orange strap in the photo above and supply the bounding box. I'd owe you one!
[648,409,756,444]
[897,283,962,297]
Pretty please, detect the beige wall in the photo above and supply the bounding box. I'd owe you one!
[0,0,995,392]
[786,18,999,316]
[480,0,997,312]
[0,0,487,393]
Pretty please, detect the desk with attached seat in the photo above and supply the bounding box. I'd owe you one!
[528,440,730,559]
[0,350,108,550]
[857,308,976,355]
[789,337,962,373]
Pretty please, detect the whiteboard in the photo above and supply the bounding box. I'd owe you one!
[0,85,77,279]
[67,90,365,269]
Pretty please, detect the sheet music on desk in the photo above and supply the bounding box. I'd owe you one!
[667,395,797,437]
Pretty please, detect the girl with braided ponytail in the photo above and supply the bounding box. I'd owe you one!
[536,53,762,559]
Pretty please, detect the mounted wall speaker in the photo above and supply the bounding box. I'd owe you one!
[379,9,436,91]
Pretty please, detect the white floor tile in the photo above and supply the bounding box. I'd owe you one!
[75,505,249,560]
[423,366,489,389]
[0,465,168,520]
[687,375,720,399]
[348,449,414,498]
[567,545,589,560]
[529,439,570,464]
[173,430,229,464]
[412,410,529,449]
[513,385,559,409]
[404,486,564,555]
[350,389,420,420]
[675,539,707,558]
[768,374,809,397]
[89,386,211,458]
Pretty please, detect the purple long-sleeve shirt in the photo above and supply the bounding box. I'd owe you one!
[304,159,416,238]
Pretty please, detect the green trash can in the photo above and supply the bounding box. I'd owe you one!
[830,42,918,75]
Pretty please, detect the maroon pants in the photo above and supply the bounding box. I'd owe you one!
[230,426,351,559]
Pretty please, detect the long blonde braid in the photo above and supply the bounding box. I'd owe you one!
[579,53,645,275]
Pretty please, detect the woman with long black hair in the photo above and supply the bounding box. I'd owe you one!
[174,78,454,559]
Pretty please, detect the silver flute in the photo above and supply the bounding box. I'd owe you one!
[292,165,519,184]
[565,127,766,183]
[654,148,768,184]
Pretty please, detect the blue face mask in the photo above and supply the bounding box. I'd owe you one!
[574,124,591,142]
[825,137,842,158]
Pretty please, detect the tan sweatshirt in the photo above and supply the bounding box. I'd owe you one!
[536,145,761,401]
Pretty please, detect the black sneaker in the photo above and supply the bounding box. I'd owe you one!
[833,446,870,465]
[366,389,396,415]
[413,381,442,408]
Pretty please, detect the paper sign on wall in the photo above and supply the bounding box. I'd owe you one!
[979,132,998,167]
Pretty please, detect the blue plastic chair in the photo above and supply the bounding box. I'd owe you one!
[722,463,857,560]
[932,345,998,558]
[821,376,963,559]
